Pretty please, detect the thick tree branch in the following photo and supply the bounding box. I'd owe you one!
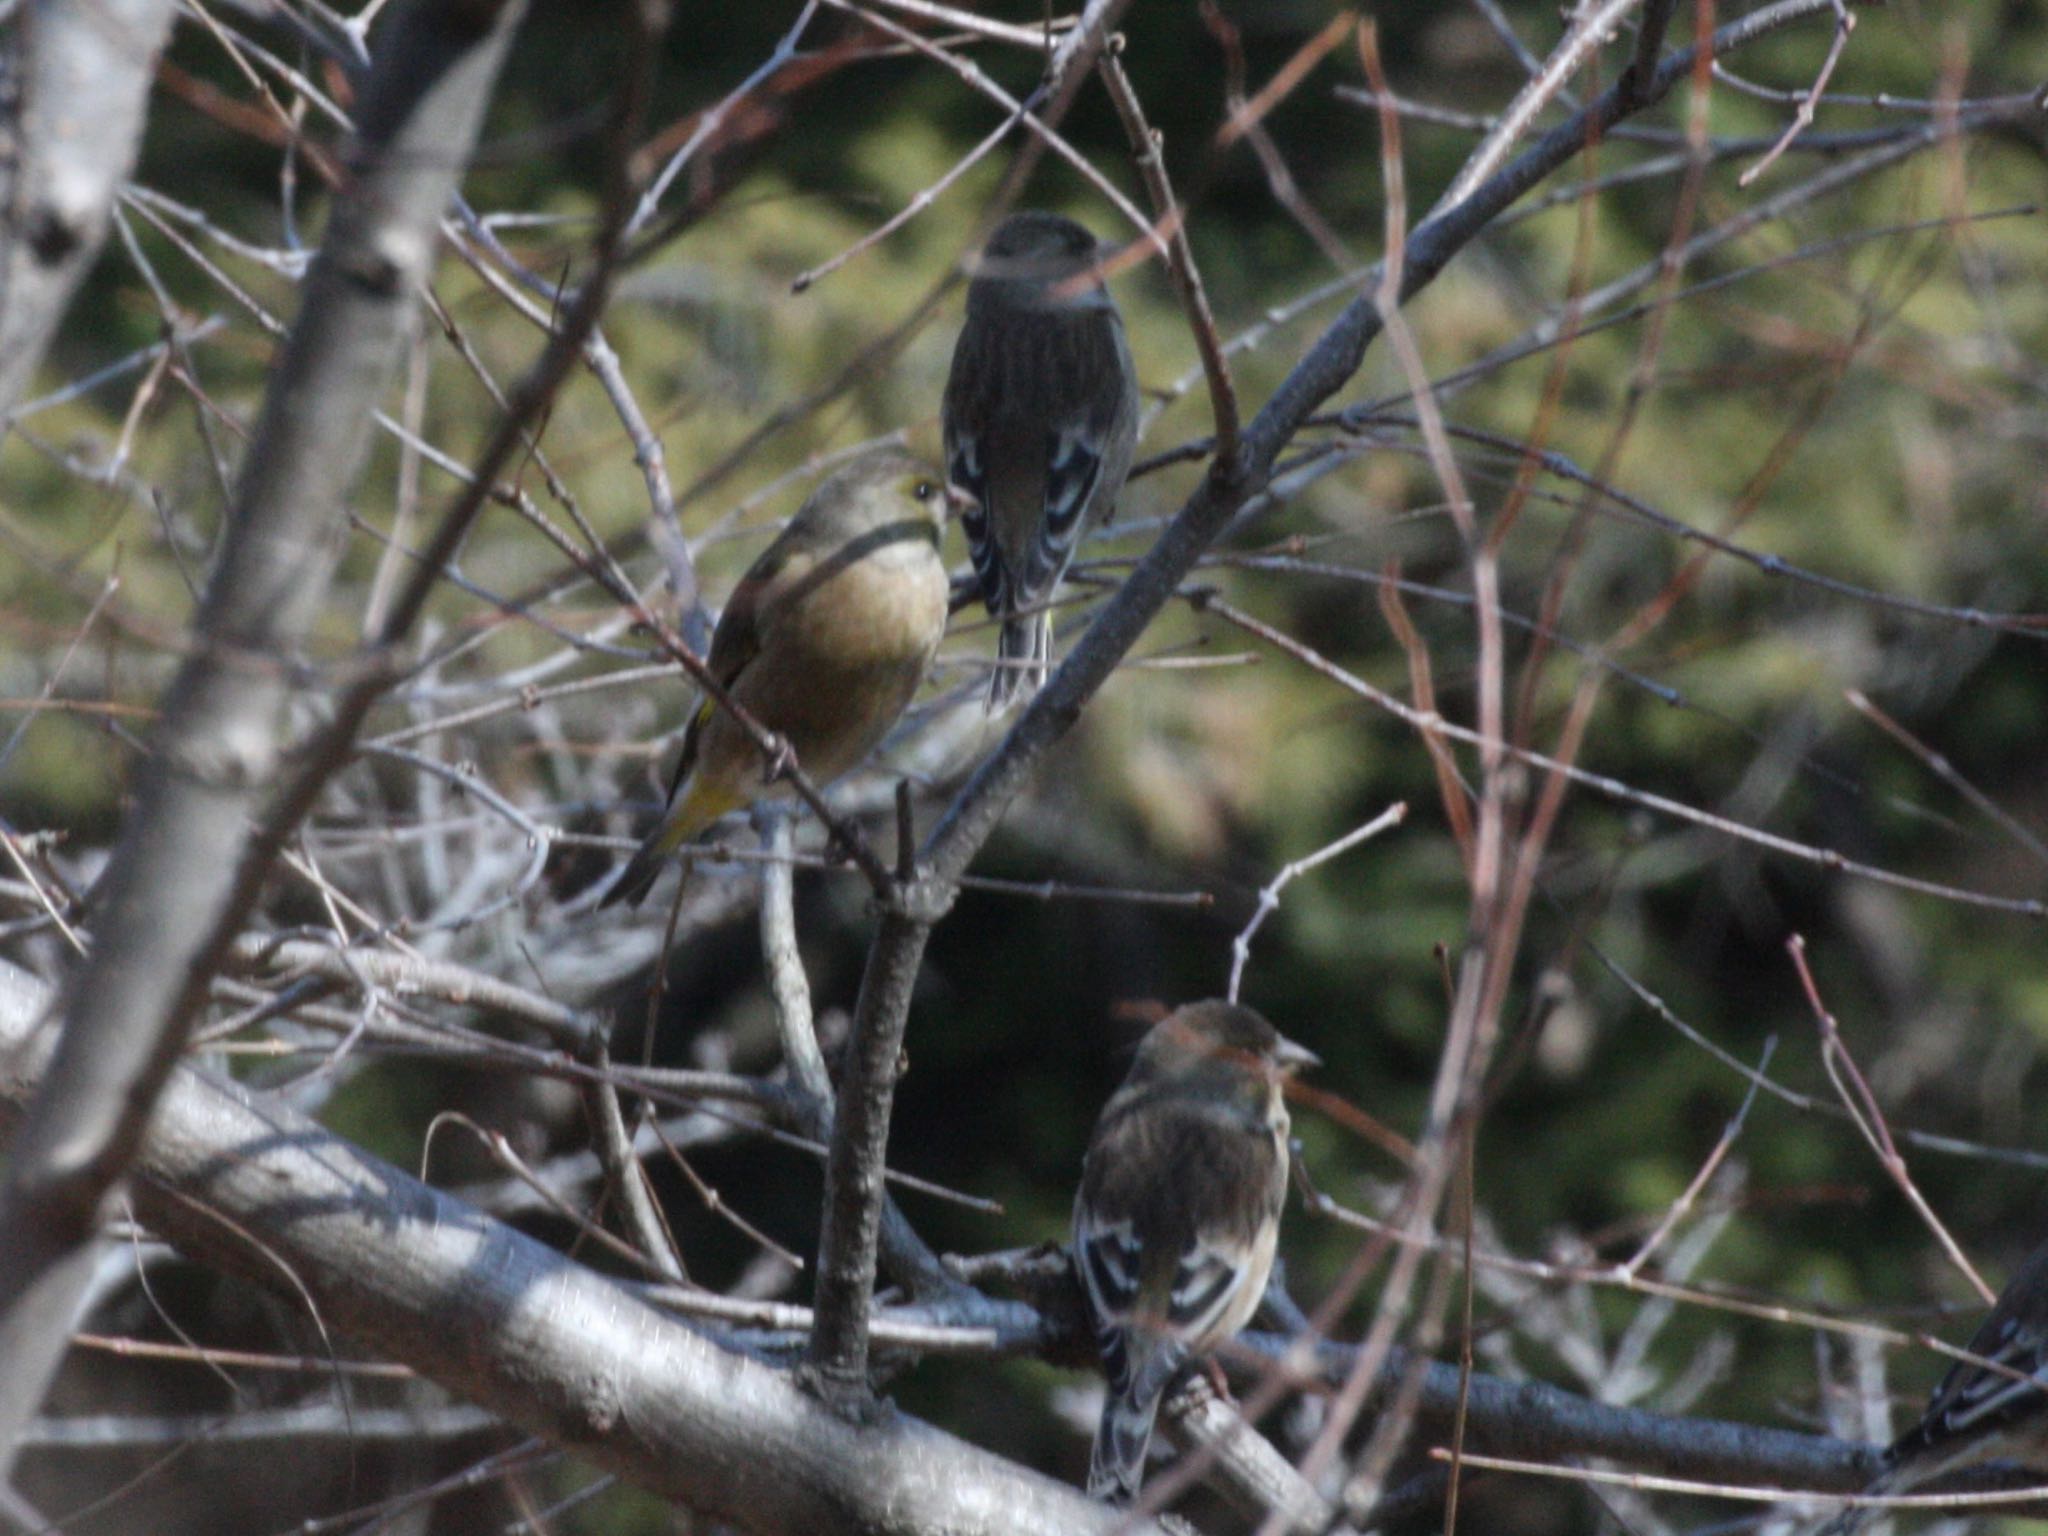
[805,902,947,1394]
[1161,1373,1343,1535]
[13,959,2006,1522]
[0,959,1157,1536]
[759,814,974,1309]
[0,0,528,1475]
[1242,1332,1877,1495]
[0,0,178,421]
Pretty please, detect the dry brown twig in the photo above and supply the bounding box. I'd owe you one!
[1430,1448,2048,1516]
[1789,934,1996,1305]
[1199,594,2047,919]
[1096,43,1240,462]
[1375,569,1477,870]
[1263,27,1550,1524]
[1845,687,2048,869]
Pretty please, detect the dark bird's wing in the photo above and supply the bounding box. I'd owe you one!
[944,429,1003,617]
[1895,1306,2048,1464]
[1820,1240,2048,1535]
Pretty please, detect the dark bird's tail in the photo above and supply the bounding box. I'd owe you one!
[988,612,1051,710]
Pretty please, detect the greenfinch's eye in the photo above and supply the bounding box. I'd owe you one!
[912,479,936,502]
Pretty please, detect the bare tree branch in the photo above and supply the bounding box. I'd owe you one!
[0,0,178,420]
[0,958,1160,1536]
[0,0,529,1474]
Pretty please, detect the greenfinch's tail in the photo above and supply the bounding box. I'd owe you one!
[600,773,746,910]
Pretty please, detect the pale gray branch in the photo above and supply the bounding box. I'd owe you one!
[20,1402,501,1449]
[0,959,1158,1536]
[0,0,528,1475]
[0,0,178,420]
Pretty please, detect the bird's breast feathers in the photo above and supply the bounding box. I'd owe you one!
[770,541,948,668]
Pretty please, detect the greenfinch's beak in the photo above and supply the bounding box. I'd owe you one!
[1274,1036,1321,1074]
[944,484,978,521]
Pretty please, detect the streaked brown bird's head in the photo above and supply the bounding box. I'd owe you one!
[1128,1000,1320,1093]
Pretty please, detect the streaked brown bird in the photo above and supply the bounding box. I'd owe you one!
[1820,1235,2048,1533]
[602,448,957,909]
[1071,999,1318,1505]
[943,210,1139,709]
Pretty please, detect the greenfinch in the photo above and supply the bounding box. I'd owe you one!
[943,210,1140,709]
[1071,1000,1318,1504]
[602,448,957,909]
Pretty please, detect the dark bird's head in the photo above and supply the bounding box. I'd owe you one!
[971,210,1114,310]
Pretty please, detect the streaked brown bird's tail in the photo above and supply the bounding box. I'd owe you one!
[1085,1337,1185,1505]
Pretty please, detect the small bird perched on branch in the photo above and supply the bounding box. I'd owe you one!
[1819,1236,2048,1533]
[944,209,1140,710]
[601,448,959,909]
[1071,999,1318,1505]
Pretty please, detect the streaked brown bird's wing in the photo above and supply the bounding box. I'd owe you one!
[1077,1089,1284,1344]
[1074,1087,1285,1505]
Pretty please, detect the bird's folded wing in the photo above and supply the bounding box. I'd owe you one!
[1915,1315,2048,1445]
[660,539,819,799]
[1020,425,1107,596]
[945,434,1005,614]
[1076,1211,1260,1370]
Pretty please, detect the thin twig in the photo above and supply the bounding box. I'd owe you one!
[1789,934,1996,1304]
[1739,0,1856,186]
[1199,593,2047,919]
[1618,1038,1776,1281]
[1227,803,1407,1002]
[1845,687,2048,869]
[1428,1448,2048,1513]
[580,1039,688,1284]
[1097,43,1239,463]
